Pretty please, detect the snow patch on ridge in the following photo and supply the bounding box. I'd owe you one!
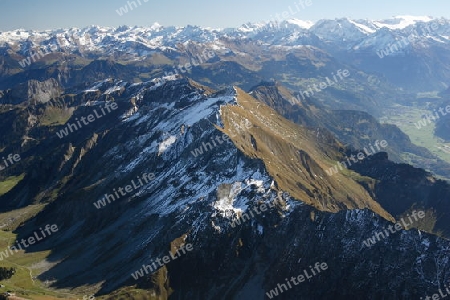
[285,19,314,29]
[373,16,434,30]
[348,19,376,34]
[158,135,177,154]
[213,182,248,215]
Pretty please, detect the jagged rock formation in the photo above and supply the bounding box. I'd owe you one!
[0,78,63,105]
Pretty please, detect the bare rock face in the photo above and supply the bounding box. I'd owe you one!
[26,78,63,104]
[0,78,63,105]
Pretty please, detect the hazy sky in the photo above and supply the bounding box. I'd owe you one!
[1,0,450,30]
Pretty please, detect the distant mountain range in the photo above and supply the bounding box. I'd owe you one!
[2,16,450,91]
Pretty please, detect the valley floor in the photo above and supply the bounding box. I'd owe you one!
[380,104,450,178]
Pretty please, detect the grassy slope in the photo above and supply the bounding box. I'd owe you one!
[0,177,92,299]
[219,87,394,221]
[0,228,86,299]
[0,175,25,197]
[39,107,74,127]
[380,105,450,169]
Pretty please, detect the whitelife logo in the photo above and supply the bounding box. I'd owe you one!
[267,0,313,23]
[163,49,216,78]
[325,140,388,176]
[15,44,58,68]
[56,102,118,139]
[0,224,59,261]
[93,172,156,209]
[362,210,425,248]
[191,119,252,158]
[414,105,450,130]
[0,153,21,172]
[266,262,328,298]
[376,21,440,59]
[421,283,450,300]
[116,0,149,16]
[131,243,193,280]
[291,69,350,103]
[13,33,92,68]
[190,134,232,157]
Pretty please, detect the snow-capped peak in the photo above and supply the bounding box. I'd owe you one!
[1,17,448,59]
[150,22,163,30]
[347,19,376,34]
[373,15,435,30]
[285,18,314,29]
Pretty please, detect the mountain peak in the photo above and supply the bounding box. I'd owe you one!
[374,15,435,29]
[150,22,163,30]
[284,18,314,29]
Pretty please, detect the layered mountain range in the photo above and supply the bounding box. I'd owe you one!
[2,15,450,91]
[0,16,449,299]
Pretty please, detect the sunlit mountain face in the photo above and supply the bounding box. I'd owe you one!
[0,15,450,299]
